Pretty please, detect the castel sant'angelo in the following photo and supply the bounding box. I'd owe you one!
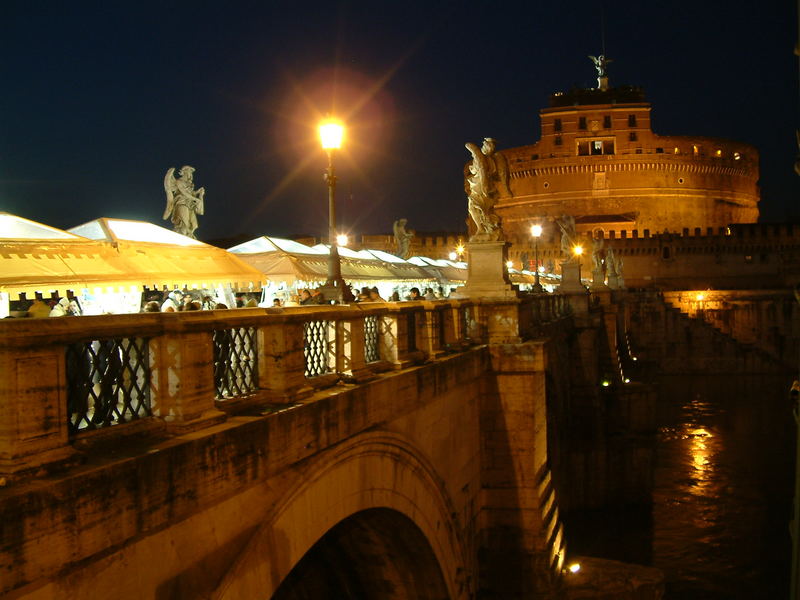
[374,58,796,290]
[496,58,760,240]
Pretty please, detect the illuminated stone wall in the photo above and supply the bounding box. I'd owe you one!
[496,87,759,238]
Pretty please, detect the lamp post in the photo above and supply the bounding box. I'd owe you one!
[531,223,543,293]
[318,119,351,303]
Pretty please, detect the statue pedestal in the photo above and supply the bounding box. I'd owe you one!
[591,268,609,291]
[559,260,586,293]
[455,241,518,299]
[607,274,625,290]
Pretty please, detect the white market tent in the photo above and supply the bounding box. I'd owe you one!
[229,236,438,302]
[0,213,133,299]
[0,214,265,315]
[69,218,264,291]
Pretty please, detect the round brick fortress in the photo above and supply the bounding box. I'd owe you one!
[495,86,759,240]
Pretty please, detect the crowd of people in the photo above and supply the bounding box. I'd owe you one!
[143,291,261,313]
[11,285,452,318]
[294,285,448,305]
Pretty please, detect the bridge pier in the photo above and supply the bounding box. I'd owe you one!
[479,340,563,598]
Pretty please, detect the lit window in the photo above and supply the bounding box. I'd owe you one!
[734,152,741,160]
[693,145,699,155]
[715,149,722,157]
[592,141,603,155]
[674,147,679,154]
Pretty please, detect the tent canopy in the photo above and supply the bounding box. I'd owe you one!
[230,237,436,285]
[0,215,265,298]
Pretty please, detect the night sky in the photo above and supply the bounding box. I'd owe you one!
[2,1,797,244]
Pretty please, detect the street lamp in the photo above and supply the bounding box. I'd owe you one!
[336,233,349,247]
[530,223,543,293]
[318,119,351,303]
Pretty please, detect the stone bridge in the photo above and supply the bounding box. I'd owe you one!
[0,294,663,599]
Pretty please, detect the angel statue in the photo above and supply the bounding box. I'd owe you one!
[588,54,612,78]
[393,218,414,259]
[556,214,577,261]
[591,234,605,286]
[163,166,205,238]
[464,137,512,242]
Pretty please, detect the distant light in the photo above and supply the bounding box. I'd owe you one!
[538,265,545,273]
[506,260,514,269]
[449,252,457,261]
[568,563,581,573]
[715,149,722,157]
[624,378,631,383]
[531,224,543,238]
[632,357,638,361]
[573,245,584,256]
[336,234,348,246]
[456,244,465,255]
[601,380,610,387]
[734,152,741,160]
[696,293,705,301]
[319,120,344,149]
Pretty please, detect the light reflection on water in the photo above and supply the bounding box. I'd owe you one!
[654,376,794,599]
[565,374,795,599]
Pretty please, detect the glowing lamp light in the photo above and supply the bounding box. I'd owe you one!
[696,293,705,301]
[568,563,581,574]
[506,260,514,269]
[573,245,584,256]
[624,378,631,383]
[530,224,543,238]
[455,244,465,255]
[449,252,457,261]
[336,234,348,247]
[538,265,545,273]
[601,380,610,387]
[319,120,344,150]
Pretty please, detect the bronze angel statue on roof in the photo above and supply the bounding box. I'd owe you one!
[163,166,205,238]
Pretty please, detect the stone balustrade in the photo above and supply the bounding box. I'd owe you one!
[0,293,572,481]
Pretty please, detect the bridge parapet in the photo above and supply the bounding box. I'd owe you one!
[0,295,572,481]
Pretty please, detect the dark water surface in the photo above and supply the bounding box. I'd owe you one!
[566,374,795,599]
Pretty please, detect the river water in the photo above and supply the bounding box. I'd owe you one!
[565,374,796,599]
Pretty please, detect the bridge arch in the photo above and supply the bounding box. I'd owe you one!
[214,432,469,599]
[272,507,449,599]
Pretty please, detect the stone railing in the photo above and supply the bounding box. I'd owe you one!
[0,294,577,480]
[0,300,481,478]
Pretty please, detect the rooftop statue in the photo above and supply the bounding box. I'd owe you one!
[163,166,205,239]
[465,138,512,242]
[556,214,577,261]
[588,54,612,78]
[393,218,414,259]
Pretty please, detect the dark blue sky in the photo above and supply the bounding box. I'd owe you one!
[1,1,796,242]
